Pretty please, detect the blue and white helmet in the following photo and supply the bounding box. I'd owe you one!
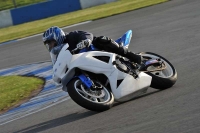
[43,26,66,50]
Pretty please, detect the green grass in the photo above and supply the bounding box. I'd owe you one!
[0,0,168,44]
[0,0,46,11]
[0,76,44,112]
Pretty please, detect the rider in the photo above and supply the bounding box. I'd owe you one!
[42,26,142,64]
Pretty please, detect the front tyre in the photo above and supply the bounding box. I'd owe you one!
[67,78,114,112]
[139,52,177,90]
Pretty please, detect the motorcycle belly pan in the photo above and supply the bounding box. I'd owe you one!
[114,72,152,102]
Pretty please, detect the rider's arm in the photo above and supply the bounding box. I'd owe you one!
[68,30,93,42]
[66,31,93,51]
[77,31,93,41]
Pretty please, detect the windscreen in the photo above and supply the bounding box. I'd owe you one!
[49,43,69,64]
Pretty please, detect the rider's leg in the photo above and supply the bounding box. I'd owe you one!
[119,46,142,64]
[93,36,142,64]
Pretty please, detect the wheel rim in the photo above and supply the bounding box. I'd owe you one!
[140,53,174,78]
[74,80,111,103]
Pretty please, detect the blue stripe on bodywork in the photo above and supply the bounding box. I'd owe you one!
[79,45,98,53]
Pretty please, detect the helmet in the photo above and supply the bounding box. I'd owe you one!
[43,26,66,52]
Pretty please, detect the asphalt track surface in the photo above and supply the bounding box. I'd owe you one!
[1,0,200,132]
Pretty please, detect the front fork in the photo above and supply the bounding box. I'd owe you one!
[77,74,93,89]
[77,73,103,90]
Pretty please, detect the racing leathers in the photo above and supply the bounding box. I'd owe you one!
[64,30,142,64]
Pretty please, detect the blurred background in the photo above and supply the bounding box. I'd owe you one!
[0,0,46,11]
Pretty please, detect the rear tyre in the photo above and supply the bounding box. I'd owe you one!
[67,78,114,112]
[139,52,177,90]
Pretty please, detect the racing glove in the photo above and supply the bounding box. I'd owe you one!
[77,39,92,49]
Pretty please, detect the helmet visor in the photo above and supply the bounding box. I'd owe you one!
[45,43,51,52]
[44,39,56,52]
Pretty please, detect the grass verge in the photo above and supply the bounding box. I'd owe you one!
[0,76,45,114]
[0,0,168,44]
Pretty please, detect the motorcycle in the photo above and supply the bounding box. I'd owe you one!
[51,30,177,112]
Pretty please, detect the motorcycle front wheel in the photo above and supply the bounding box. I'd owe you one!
[67,78,114,112]
[139,52,177,90]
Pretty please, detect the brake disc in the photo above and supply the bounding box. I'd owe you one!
[80,84,106,98]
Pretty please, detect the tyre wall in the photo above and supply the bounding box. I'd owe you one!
[0,0,117,28]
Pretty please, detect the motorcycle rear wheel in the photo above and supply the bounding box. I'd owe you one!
[139,52,177,90]
[67,78,114,112]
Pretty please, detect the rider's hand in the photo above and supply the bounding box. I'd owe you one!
[77,39,92,49]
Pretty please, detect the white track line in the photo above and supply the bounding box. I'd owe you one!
[18,21,92,41]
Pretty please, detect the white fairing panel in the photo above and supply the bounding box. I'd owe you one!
[70,51,116,74]
[50,52,57,64]
[113,72,152,101]
[52,44,72,84]
[52,45,152,101]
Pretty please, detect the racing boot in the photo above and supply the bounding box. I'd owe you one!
[104,38,142,64]
[117,46,142,64]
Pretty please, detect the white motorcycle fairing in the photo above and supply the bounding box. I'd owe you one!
[52,44,152,102]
